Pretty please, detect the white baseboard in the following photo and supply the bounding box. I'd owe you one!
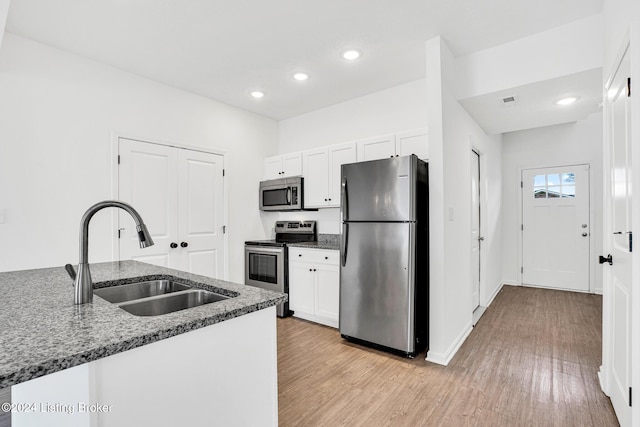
[425,321,473,366]
[486,281,508,307]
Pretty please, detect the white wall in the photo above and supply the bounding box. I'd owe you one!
[276,78,428,235]
[426,37,503,365]
[456,14,604,100]
[0,33,279,282]
[501,113,604,292]
[279,79,427,153]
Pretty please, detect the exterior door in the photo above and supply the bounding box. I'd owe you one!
[522,165,590,292]
[119,138,225,279]
[470,150,481,310]
[604,44,632,426]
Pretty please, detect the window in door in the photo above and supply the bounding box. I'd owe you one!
[532,172,576,198]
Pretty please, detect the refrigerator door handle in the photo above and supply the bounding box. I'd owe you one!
[341,223,349,267]
[341,177,349,222]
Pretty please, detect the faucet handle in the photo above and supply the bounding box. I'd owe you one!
[65,264,77,283]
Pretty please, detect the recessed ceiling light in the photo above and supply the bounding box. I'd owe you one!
[293,72,309,81]
[341,49,362,60]
[555,96,578,106]
[250,90,265,99]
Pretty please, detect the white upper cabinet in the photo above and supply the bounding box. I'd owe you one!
[263,152,302,180]
[303,142,356,208]
[356,129,429,162]
[328,143,356,205]
[356,134,396,161]
[396,128,429,160]
[302,148,329,208]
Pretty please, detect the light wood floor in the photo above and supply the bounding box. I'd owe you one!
[277,285,619,426]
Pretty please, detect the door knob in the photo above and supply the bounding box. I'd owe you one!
[598,254,613,265]
[170,242,178,249]
[180,242,188,248]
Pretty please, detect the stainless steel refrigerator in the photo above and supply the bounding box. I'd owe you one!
[339,154,429,357]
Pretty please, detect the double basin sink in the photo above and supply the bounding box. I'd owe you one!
[94,279,233,317]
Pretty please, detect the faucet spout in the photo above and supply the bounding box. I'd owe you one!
[74,200,154,304]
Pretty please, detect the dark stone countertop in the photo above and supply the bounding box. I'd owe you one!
[0,261,286,389]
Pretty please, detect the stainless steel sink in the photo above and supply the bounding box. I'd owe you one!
[118,290,230,316]
[94,280,191,303]
[94,279,232,316]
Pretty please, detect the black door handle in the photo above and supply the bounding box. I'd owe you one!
[599,254,613,265]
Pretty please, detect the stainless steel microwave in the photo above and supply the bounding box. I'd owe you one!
[259,176,304,211]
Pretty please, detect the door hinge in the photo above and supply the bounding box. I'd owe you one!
[222,225,226,234]
[117,155,121,165]
[223,169,225,177]
[117,228,122,239]
[521,267,524,274]
[630,386,632,407]
[520,181,523,188]
[521,224,524,231]
[628,77,631,97]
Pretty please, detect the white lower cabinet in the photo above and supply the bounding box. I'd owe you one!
[288,248,339,328]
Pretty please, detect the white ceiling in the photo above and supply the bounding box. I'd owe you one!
[6,0,603,128]
[460,68,603,134]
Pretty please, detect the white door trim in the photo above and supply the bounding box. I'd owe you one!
[109,131,229,281]
[469,140,489,309]
[518,163,595,293]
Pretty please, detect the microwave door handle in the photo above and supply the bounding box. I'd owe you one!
[286,187,291,205]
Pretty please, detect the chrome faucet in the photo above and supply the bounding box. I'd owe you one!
[71,200,154,304]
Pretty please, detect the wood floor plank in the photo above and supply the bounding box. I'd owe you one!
[277,286,619,426]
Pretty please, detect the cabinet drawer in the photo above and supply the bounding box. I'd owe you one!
[289,248,339,265]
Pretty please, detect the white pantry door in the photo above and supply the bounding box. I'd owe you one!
[176,148,225,279]
[521,165,590,292]
[604,43,632,426]
[118,139,178,268]
[118,138,225,278]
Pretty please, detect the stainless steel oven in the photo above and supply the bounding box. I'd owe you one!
[245,243,287,316]
[245,220,316,317]
[259,176,304,211]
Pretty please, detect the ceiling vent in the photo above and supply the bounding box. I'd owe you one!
[501,95,518,107]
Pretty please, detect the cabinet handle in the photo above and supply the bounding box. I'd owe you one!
[170,242,178,249]
[309,268,312,272]
[181,242,189,248]
[325,256,328,259]
[298,254,302,257]
[390,155,394,158]
[324,198,327,201]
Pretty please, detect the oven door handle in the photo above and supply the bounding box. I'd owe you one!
[245,246,285,254]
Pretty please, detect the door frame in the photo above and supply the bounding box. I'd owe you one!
[518,163,595,293]
[470,141,488,310]
[109,131,229,281]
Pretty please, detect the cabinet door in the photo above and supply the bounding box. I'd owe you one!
[302,148,329,208]
[315,263,340,323]
[282,152,302,177]
[288,261,315,314]
[356,134,396,161]
[177,149,225,279]
[396,128,429,159]
[264,156,283,180]
[118,138,179,269]
[327,143,356,207]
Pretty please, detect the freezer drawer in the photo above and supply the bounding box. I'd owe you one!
[339,222,416,353]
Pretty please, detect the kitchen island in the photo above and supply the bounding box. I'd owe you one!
[0,261,286,427]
